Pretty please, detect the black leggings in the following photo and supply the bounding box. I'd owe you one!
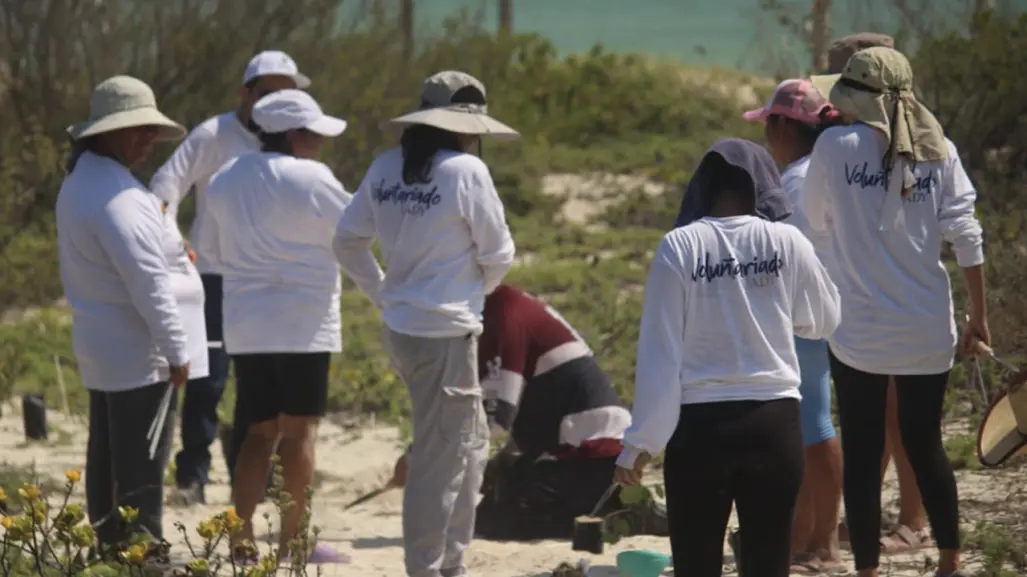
[830,352,960,570]
[664,398,804,577]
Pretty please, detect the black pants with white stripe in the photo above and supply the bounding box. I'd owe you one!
[87,382,176,548]
[664,398,803,577]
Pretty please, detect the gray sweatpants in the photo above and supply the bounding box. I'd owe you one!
[383,328,490,577]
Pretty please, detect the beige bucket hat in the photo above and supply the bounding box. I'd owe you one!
[382,71,519,140]
[977,384,1027,468]
[67,75,186,142]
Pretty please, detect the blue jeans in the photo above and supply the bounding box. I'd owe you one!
[175,274,236,487]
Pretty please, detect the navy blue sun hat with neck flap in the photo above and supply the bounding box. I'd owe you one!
[674,138,792,228]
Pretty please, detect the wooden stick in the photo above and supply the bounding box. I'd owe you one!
[53,355,70,417]
[147,385,174,460]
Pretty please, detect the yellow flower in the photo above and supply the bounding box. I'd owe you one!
[0,488,7,501]
[118,506,139,523]
[186,558,210,576]
[0,517,13,529]
[195,519,217,540]
[70,524,96,548]
[221,507,244,534]
[17,484,40,502]
[65,469,82,484]
[120,543,146,564]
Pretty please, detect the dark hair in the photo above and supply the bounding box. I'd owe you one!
[259,130,294,155]
[769,109,846,152]
[400,85,486,185]
[65,136,100,173]
[244,78,259,91]
[704,152,756,214]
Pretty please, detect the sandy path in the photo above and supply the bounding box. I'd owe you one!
[0,405,1023,576]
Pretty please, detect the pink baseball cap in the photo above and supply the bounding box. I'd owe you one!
[743,78,834,125]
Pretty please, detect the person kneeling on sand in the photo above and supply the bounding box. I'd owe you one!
[392,283,669,541]
[205,89,351,565]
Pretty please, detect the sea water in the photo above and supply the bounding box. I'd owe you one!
[404,0,987,72]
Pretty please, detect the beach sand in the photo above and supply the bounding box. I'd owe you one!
[0,404,1023,576]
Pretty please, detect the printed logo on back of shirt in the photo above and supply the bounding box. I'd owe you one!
[844,162,937,203]
[371,179,442,216]
[691,252,784,288]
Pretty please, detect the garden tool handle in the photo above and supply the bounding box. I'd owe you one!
[589,484,618,517]
[972,339,994,357]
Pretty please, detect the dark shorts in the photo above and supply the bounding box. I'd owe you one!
[232,352,331,424]
[200,274,223,344]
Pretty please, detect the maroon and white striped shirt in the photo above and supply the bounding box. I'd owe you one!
[480,284,631,460]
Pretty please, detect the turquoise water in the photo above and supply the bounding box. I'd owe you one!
[409,0,976,72]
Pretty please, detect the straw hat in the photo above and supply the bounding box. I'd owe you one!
[382,70,519,140]
[66,75,186,142]
[977,384,1027,468]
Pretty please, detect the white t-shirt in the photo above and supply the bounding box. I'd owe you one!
[617,216,841,467]
[162,212,209,379]
[56,152,189,391]
[150,112,260,275]
[205,153,350,354]
[334,147,515,338]
[802,124,984,375]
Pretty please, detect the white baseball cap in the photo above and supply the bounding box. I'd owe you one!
[242,50,311,89]
[251,89,347,136]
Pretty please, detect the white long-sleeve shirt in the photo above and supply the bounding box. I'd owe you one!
[617,216,840,467]
[780,155,831,264]
[205,153,350,354]
[150,112,260,274]
[56,152,189,391]
[334,147,515,338]
[801,124,984,375]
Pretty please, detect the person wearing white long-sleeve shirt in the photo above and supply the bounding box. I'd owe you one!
[334,71,516,577]
[204,89,350,565]
[616,139,841,577]
[743,78,847,571]
[57,75,190,549]
[805,48,986,577]
[149,50,311,502]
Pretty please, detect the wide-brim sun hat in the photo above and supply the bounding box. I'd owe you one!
[808,47,946,164]
[66,75,186,142]
[382,70,519,140]
[251,89,347,137]
[977,383,1027,468]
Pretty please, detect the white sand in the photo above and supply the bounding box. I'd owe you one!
[0,404,1023,576]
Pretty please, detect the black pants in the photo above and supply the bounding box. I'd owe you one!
[87,382,176,547]
[474,454,621,541]
[664,398,803,577]
[830,352,959,570]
